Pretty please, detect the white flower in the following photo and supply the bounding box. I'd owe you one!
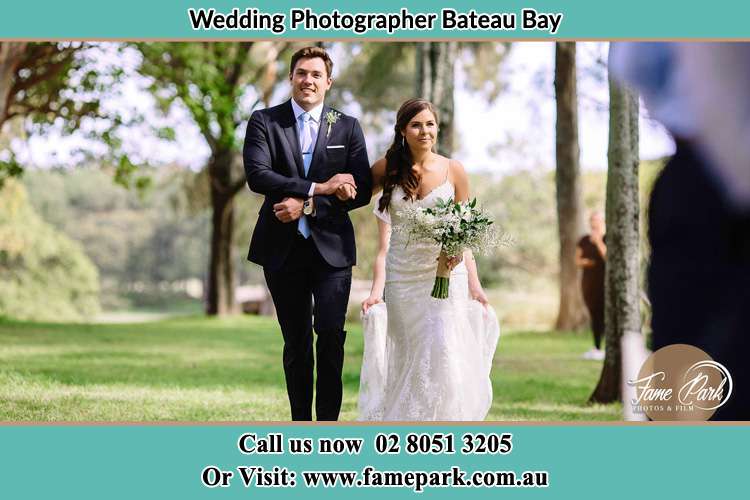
[394,196,511,256]
[325,110,341,137]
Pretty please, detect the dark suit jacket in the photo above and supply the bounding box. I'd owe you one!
[243,99,372,271]
[648,139,750,420]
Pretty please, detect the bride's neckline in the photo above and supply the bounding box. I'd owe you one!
[413,161,452,201]
[393,178,453,203]
[415,178,452,201]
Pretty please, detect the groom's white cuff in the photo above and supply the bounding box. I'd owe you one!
[308,182,316,197]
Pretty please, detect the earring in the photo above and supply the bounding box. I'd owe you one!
[401,136,405,147]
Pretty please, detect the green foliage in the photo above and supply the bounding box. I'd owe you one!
[456,160,665,291]
[471,170,559,287]
[328,42,512,154]
[0,315,619,421]
[460,43,513,103]
[1,43,142,192]
[132,42,300,314]
[0,156,23,188]
[113,155,151,193]
[348,200,379,280]
[329,43,415,114]
[17,158,666,316]
[21,166,268,309]
[396,197,501,257]
[330,42,512,113]
[135,42,293,153]
[22,167,212,307]
[3,43,99,130]
[0,179,100,321]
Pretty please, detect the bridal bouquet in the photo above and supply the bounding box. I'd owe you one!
[395,198,512,299]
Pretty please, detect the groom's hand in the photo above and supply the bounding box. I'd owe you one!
[273,197,303,223]
[317,173,356,195]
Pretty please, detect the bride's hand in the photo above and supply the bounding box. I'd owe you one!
[470,286,490,307]
[361,295,383,314]
[445,254,463,270]
[336,183,357,201]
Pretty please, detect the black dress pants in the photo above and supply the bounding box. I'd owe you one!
[264,234,352,421]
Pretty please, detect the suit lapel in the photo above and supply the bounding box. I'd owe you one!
[280,99,305,178]
[308,105,330,178]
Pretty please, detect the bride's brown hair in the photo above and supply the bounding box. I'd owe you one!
[378,98,439,212]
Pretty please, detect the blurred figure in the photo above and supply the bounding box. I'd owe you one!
[610,43,750,210]
[576,212,606,361]
[610,42,750,420]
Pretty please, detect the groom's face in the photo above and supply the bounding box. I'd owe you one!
[290,57,332,110]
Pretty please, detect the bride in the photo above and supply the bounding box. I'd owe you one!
[357,98,500,421]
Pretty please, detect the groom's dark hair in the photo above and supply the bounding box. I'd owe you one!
[289,46,334,78]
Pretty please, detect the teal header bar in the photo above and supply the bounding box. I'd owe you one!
[0,1,748,39]
[0,424,746,498]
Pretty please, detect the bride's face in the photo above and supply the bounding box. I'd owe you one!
[402,109,438,152]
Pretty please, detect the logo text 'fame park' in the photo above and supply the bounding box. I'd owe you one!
[628,344,732,421]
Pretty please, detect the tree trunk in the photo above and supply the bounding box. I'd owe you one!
[0,43,28,129]
[553,42,588,331]
[416,42,458,156]
[205,151,238,316]
[590,71,641,404]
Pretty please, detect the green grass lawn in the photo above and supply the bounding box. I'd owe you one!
[0,315,620,421]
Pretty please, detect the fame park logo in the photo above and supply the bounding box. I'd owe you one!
[628,344,733,420]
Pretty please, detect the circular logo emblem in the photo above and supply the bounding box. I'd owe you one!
[628,344,733,420]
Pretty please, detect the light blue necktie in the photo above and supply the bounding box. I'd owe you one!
[298,112,313,238]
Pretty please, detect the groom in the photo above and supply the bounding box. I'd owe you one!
[243,46,372,421]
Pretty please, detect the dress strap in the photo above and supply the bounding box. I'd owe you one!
[443,160,451,184]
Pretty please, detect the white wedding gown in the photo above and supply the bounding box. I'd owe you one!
[358,181,500,421]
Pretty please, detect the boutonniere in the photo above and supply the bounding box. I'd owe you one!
[325,110,341,138]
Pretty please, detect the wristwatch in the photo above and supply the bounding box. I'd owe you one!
[303,197,314,216]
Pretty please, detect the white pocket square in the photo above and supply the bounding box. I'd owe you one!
[326,145,345,149]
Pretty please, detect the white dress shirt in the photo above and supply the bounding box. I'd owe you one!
[291,98,324,198]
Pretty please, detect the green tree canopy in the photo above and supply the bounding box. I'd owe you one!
[0,179,100,321]
[134,41,294,315]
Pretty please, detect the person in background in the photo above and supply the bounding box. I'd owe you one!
[576,211,606,361]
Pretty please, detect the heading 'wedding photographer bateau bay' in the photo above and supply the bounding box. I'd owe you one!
[187,8,563,35]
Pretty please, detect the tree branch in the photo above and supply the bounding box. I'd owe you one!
[11,50,76,94]
[230,177,247,197]
[226,42,254,89]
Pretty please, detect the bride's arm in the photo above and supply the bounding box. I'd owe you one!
[371,158,386,194]
[451,158,470,203]
[362,157,390,314]
[362,218,390,313]
[464,250,490,307]
[450,159,490,307]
